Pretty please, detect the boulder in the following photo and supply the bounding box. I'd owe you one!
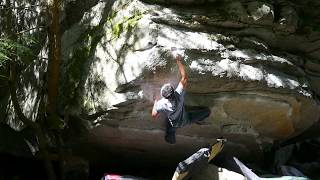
[59,0,320,163]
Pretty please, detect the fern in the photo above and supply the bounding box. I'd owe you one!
[0,38,34,67]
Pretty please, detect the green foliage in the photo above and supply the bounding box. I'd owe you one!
[0,38,34,67]
[112,23,123,39]
[107,10,118,24]
[127,11,143,28]
[111,10,143,39]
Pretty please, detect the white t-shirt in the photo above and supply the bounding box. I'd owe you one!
[155,82,186,127]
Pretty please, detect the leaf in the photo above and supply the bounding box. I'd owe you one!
[0,52,12,66]
[0,74,9,79]
[0,38,34,65]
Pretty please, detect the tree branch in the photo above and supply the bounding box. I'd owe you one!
[8,63,37,129]
[0,4,45,10]
[16,26,46,35]
[8,62,56,180]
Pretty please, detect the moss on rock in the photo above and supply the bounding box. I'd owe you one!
[111,10,143,39]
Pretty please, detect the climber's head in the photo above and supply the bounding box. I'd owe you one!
[160,83,174,99]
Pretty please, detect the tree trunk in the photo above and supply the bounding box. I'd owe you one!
[47,1,64,179]
[5,0,57,179]
[47,0,61,114]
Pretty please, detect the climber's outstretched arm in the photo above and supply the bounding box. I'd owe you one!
[176,54,188,88]
[151,99,158,120]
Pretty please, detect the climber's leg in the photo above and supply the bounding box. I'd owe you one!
[165,118,176,144]
[185,107,211,125]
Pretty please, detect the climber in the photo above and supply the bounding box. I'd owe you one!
[151,53,211,144]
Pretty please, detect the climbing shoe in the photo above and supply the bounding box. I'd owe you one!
[208,138,226,162]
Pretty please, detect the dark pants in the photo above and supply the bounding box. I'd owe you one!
[165,107,211,144]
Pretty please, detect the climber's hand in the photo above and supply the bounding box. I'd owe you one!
[153,93,159,101]
[171,47,184,58]
[176,54,182,63]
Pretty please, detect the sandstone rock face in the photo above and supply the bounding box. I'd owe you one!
[60,0,320,163]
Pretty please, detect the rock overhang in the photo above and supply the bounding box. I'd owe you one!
[61,0,320,165]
